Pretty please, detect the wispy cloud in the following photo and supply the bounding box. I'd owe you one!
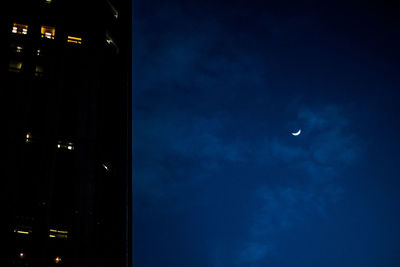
[236,104,361,265]
[134,2,364,265]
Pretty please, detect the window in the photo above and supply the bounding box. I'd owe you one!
[107,0,119,19]
[45,0,52,3]
[49,229,68,239]
[9,60,23,73]
[14,226,32,236]
[67,36,82,45]
[12,23,28,35]
[54,257,62,264]
[106,32,119,53]
[25,133,32,143]
[102,163,111,172]
[10,43,24,54]
[41,26,55,39]
[16,45,23,53]
[57,141,74,151]
[35,65,44,77]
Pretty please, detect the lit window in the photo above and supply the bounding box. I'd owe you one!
[35,65,44,77]
[57,141,74,151]
[49,229,68,239]
[9,60,23,73]
[12,23,28,35]
[14,226,32,235]
[67,36,82,45]
[45,0,52,3]
[10,43,24,54]
[16,45,23,53]
[54,257,62,264]
[41,26,55,39]
[15,230,29,234]
[25,132,32,143]
[19,252,25,259]
[105,32,119,53]
[102,163,110,172]
[107,0,119,19]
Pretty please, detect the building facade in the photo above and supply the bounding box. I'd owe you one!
[1,0,132,266]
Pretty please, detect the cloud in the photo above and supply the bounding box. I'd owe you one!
[134,2,363,265]
[238,242,274,264]
[236,104,361,265]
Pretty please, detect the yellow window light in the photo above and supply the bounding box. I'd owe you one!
[15,230,30,235]
[67,36,82,44]
[9,61,23,73]
[35,65,44,77]
[50,229,68,234]
[57,141,75,151]
[25,132,32,143]
[41,26,55,39]
[12,23,28,35]
[49,229,68,239]
[54,257,62,264]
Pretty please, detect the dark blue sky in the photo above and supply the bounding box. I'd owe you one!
[133,1,400,266]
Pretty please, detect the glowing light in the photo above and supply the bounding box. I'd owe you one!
[9,61,23,73]
[106,39,112,44]
[19,252,25,259]
[67,36,82,44]
[57,141,74,150]
[54,257,62,264]
[16,46,23,53]
[41,26,55,39]
[49,234,56,238]
[25,133,32,143]
[102,164,109,171]
[16,230,29,235]
[50,229,68,234]
[12,23,28,35]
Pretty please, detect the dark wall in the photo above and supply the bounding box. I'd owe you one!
[1,0,131,266]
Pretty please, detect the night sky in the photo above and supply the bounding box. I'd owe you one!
[133,0,400,266]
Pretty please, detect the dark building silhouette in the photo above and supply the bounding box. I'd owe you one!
[0,0,132,266]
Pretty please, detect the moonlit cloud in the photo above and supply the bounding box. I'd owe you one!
[133,1,376,266]
[236,105,361,265]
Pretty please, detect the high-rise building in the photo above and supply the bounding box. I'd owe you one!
[0,0,132,266]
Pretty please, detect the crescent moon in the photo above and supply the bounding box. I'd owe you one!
[291,129,301,136]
